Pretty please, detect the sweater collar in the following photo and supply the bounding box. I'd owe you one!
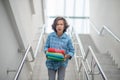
[53,32,66,39]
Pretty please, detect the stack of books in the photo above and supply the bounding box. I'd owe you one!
[46,48,65,61]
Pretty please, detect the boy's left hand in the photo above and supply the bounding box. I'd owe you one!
[64,54,71,61]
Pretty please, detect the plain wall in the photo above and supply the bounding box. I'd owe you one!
[0,0,44,80]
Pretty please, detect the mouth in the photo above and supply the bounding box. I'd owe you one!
[58,29,62,31]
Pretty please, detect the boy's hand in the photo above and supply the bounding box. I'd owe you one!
[65,54,71,59]
[64,54,71,61]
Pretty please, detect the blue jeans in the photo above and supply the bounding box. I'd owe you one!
[48,66,66,80]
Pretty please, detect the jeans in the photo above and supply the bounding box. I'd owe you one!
[48,66,66,80]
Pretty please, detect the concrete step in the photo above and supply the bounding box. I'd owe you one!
[79,34,100,53]
[93,53,120,80]
[106,74,120,80]
[78,34,120,80]
[95,53,115,65]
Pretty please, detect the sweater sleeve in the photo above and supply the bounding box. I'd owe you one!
[44,35,50,53]
[67,38,74,59]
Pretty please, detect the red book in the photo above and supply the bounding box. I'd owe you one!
[48,48,65,55]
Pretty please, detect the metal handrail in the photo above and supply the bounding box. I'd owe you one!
[100,25,120,42]
[34,24,45,57]
[82,61,90,80]
[74,31,91,72]
[87,46,108,80]
[71,24,91,71]
[90,21,120,42]
[14,46,33,80]
[27,47,35,62]
[69,26,91,80]
[14,24,45,80]
[70,25,108,80]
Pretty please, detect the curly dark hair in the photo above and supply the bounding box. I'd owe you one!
[52,16,69,33]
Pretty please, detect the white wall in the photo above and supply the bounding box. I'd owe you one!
[89,0,120,68]
[0,0,44,80]
[0,0,23,80]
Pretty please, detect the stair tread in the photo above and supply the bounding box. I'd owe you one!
[78,34,120,80]
[79,34,100,53]
[95,53,115,65]
[96,54,120,80]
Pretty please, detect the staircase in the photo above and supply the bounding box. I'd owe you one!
[79,34,120,80]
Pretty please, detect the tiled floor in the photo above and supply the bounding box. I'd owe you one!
[32,51,80,80]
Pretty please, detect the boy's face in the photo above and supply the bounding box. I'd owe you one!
[56,20,64,33]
